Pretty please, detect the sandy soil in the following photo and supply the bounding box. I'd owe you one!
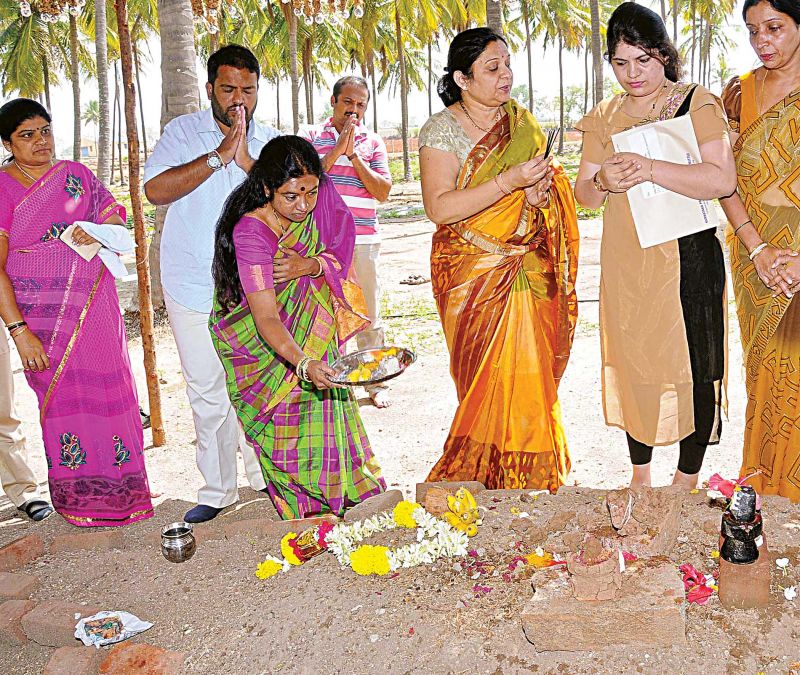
[0,183,796,674]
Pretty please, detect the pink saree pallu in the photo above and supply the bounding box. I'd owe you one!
[0,161,152,526]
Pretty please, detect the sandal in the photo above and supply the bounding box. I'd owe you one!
[18,499,54,522]
[139,406,151,429]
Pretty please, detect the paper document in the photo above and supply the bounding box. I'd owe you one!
[611,115,718,248]
[59,223,102,261]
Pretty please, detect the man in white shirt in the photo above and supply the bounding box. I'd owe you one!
[144,45,279,523]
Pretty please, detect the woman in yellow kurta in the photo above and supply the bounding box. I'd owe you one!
[574,3,737,489]
[418,28,579,492]
[721,0,800,502]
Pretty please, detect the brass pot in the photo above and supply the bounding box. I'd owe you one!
[161,521,196,563]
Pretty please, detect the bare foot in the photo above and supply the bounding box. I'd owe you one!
[630,463,652,489]
[671,470,699,489]
[368,388,391,408]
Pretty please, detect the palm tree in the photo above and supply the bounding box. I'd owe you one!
[151,0,200,307]
[94,0,111,183]
[485,0,502,32]
[114,0,165,446]
[82,99,100,144]
[589,0,602,105]
[68,11,82,161]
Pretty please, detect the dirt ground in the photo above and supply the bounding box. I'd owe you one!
[0,182,797,674]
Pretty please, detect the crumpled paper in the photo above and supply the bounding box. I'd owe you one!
[74,610,153,648]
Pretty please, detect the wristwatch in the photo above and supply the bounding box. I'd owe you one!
[207,150,223,171]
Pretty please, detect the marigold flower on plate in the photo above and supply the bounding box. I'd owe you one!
[393,500,421,528]
[350,544,391,576]
[280,532,303,566]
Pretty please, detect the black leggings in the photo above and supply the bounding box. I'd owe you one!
[627,382,719,475]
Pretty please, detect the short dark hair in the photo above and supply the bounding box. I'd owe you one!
[437,28,508,106]
[207,44,260,85]
[743,0,800,24]
[606,2,682,82]
[332,76,370,101]
[0,98,51,144]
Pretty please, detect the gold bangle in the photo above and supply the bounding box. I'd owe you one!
[592,172,608,193]
[495,174,511,196]
[733,219,752,235]
[9,325,28,339]
[309,256,324,279]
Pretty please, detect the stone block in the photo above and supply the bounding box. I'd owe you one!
[50,531,125,554]
[415,481,485,504]
[44,646,102,675]
[223,514,338,540]
[718,537,771,609]
[22,600,102,647]
[605,486,682,558]
[99,643,185,674]
[0,599,35,647]
[521,560,685,652]
[343,490,403,522]
[0,534,45,572]
[0,572,39,600]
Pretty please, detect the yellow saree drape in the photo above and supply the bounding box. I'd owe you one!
[727,73,800,501]
[426,100,579,492]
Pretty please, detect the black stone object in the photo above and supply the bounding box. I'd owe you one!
[720,486,762,565]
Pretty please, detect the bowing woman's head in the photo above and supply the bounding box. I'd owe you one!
[606,2,682,100]
[743,0,800,73]
[213,135,323,308]
[438,27,511,108]
[0,98,54,166]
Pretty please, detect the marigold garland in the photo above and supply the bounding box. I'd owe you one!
[280,532,303,566]
[255,557,286,579]
[393,500,421,528]
[350,544,392,576]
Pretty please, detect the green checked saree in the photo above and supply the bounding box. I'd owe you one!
[210,179,385,519]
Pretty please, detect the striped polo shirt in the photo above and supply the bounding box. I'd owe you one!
[301,119,391,243]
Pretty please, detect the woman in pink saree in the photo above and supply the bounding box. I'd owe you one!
[0,99,152,527]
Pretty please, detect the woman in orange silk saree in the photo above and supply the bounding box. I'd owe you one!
[419,99,579,492]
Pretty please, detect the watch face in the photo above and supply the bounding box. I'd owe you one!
[207,153,222,170]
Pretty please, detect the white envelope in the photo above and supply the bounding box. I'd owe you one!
[611,115,718,248]
[59,223,102,261]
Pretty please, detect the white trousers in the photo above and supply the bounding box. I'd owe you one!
[164,292,265,508]
[0,329,40,508]
[352,242,387,393]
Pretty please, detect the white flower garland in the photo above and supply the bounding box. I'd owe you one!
[325,505,470,572]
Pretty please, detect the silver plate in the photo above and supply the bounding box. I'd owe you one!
[330,347,416,386]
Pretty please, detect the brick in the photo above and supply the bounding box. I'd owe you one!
[0,534,45,572]
[415,481,485,504]
[718,535,771,609]
[44,646,101,675]
[223,514,338,540]
[343,489,403,522]
[521,560,685,651]
[22,600,102,647]
[0,599,35,647]
[50,531,125,554]
[99,643,185,674]
[0,572,39,600]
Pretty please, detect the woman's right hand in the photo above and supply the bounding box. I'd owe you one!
[14,331,50,373]
[306,360,341,390]
[504,154,553,190]
[597,155,641,193]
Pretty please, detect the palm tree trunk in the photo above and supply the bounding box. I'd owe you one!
[522,0,533,111]
[303,38,313,124]
[394,5,411,181]
[69,14,81,162]
[427,41,432,118]
[276,80,281,129]
[558,36,565,154]
[95,0,112,184]
[672,0,678,43]
[584,47,589,114]
[371,65,378,134]
[285,9,300,132]
[134,48,148,157]
[42,58,51,112]
[115,64,125,184]
[114,0,165,448]
[590,0,603,105]
[152,0,200,308]
[485,0,502,33]
[690,0,697,81]
[660,0,666,21]
[110,87,117,184]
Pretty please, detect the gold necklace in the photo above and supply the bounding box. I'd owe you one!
[623,81,668,122]
[458,100,501,133]
[14,160,40,183]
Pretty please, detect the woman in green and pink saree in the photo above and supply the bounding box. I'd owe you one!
[0,99,152,527]
[210,135,385,520]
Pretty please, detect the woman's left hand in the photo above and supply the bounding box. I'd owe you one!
[524,176,552,208]
[273,248,318,284]
[70,225,100,246]
[307,360,341,389]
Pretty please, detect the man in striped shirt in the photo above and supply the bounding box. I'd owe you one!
[301,76,393,408]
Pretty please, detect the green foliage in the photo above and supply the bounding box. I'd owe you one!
[389,152,420,182]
